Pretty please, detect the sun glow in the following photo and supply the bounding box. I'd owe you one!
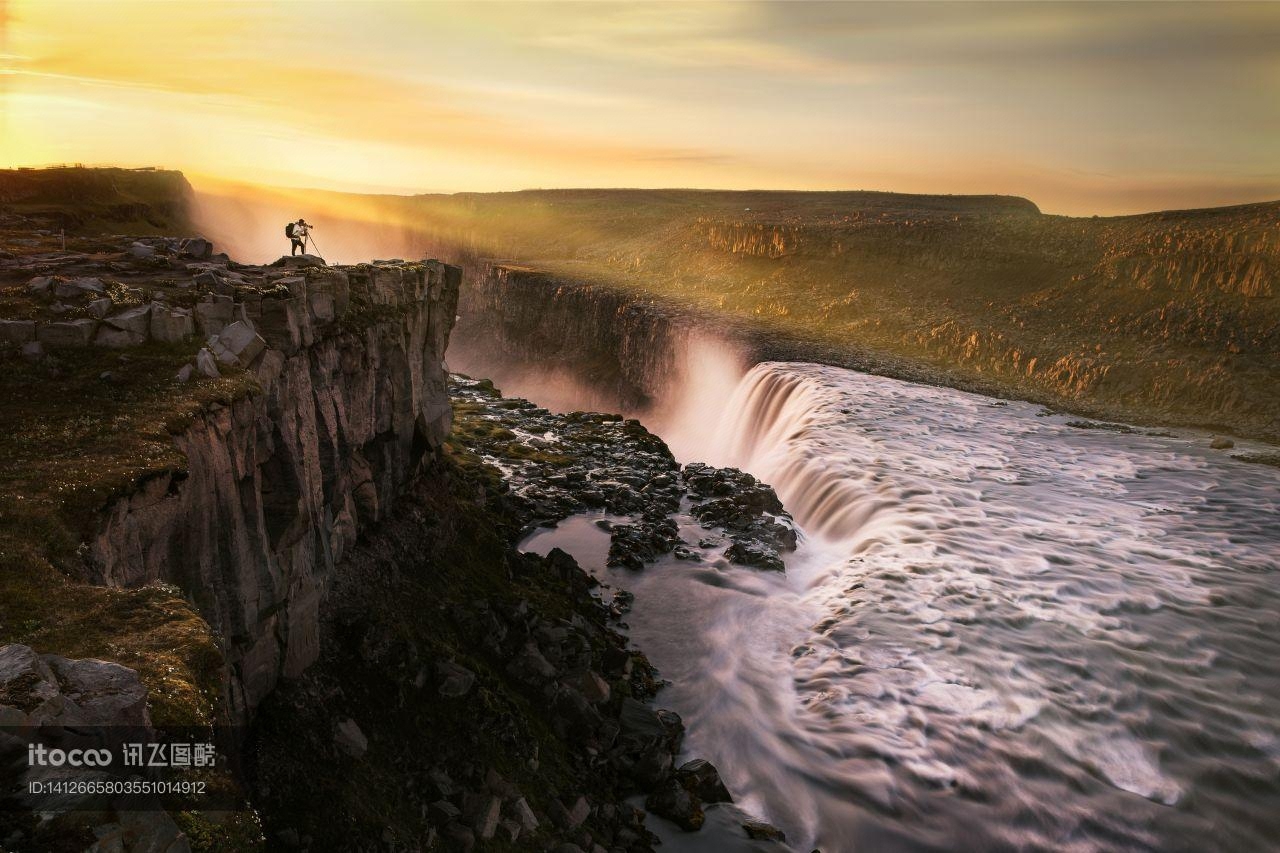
[2,1,1278,214]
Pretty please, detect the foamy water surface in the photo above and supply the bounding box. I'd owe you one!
[524,362,1280,852]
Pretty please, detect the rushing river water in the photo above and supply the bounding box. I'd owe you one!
[521,361,1280,852]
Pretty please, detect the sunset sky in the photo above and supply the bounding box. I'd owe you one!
[2,0,1278,215]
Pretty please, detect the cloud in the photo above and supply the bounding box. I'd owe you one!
[4,0,1277,214]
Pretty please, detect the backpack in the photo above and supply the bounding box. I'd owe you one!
[285,222,297,238]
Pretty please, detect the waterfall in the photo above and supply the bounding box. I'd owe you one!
[686,362,894,545]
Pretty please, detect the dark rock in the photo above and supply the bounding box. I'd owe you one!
[427,800,461,826]
[498,818,521,843]
[645,778,704,831]
[436,660,476,698]
[178,237,213,259]
[549,795,590,830]
[578,670,611,704]
[632,749,673,788]
[726,540,785,572]
[508,797,539,832]
[619,699,668,745]
[334,718,367,758]
[463,793,501,840]
[743,820,787,842]
[677,758,732,803]
[442,822,475,851]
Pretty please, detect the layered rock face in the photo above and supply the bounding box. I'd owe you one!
[453,264,713,412]
[85,260,459,721]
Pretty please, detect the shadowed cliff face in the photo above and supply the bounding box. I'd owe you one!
[189,183,1279,440]
[83,262,460,721]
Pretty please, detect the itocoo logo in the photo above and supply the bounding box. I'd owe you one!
[27,744,113,767]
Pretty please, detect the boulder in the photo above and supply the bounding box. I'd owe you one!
[0,645,60,717]
[96,305,151,347]
[128,242,156,259]
[334,718,368,758]
[508,797,539,833]
[194,295,235,336]
[619,698,669,745]
[105,304,151,335]
[677,758,732,803]
[45,654,152,727]
[86,297,113,319]
[176,363,195,383]
[578,670,611,705]
[497,819,521,843]
[442,823,475,852]
[436,660,476,698]
[645,778,704,831]
[195,347,220,378]
[54,277,105,299]
[96,328,143,348]
[178,237,212,259]
[150,303,194,343]
[507,642,558,686]
[428,800,461,826]
[1211,436,1235,449]
[0,644,150,727]
[274,253,327,268]
[725,540,785,572]
[743,820,787,843]
[0,319,36,345]
[549,795,590,830]
[464,794,501,840]
[26,276,53,297]
[192,270,222,290]
[208,320,266,367]
[37,318,97,347]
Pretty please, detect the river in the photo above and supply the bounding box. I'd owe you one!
[517,359,1280,852]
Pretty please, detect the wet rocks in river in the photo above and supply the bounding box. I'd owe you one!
[677,758,733,804]
[608,511,680,570]
[450,377,798,574]
[683,462,797,571]
[742,819,787,843]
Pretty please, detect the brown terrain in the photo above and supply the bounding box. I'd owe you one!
[193,180,1280,443]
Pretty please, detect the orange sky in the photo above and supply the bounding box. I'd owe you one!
[2,1,1278,215]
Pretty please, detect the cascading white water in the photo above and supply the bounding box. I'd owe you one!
[708,366,900,544]
[616,361,1280,852]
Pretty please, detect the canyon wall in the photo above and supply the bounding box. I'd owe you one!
[451,264,714,413]
[85,261,459,721]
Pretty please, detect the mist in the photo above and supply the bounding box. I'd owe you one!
[190,178,441,266]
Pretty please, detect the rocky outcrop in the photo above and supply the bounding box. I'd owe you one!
[84,259,460,722]
[450,378,795,574]
[0,643,150,728]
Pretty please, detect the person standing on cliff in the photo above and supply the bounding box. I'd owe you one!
[286,218,311,256]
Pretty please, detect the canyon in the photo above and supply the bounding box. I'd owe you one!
[0,167,1277,852]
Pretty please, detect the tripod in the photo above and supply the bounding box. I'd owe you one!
[304,232,324,260]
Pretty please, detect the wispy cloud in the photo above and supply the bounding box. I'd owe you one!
[3,0,1277,214]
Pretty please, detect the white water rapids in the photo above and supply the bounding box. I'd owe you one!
[520,360,1280,852]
